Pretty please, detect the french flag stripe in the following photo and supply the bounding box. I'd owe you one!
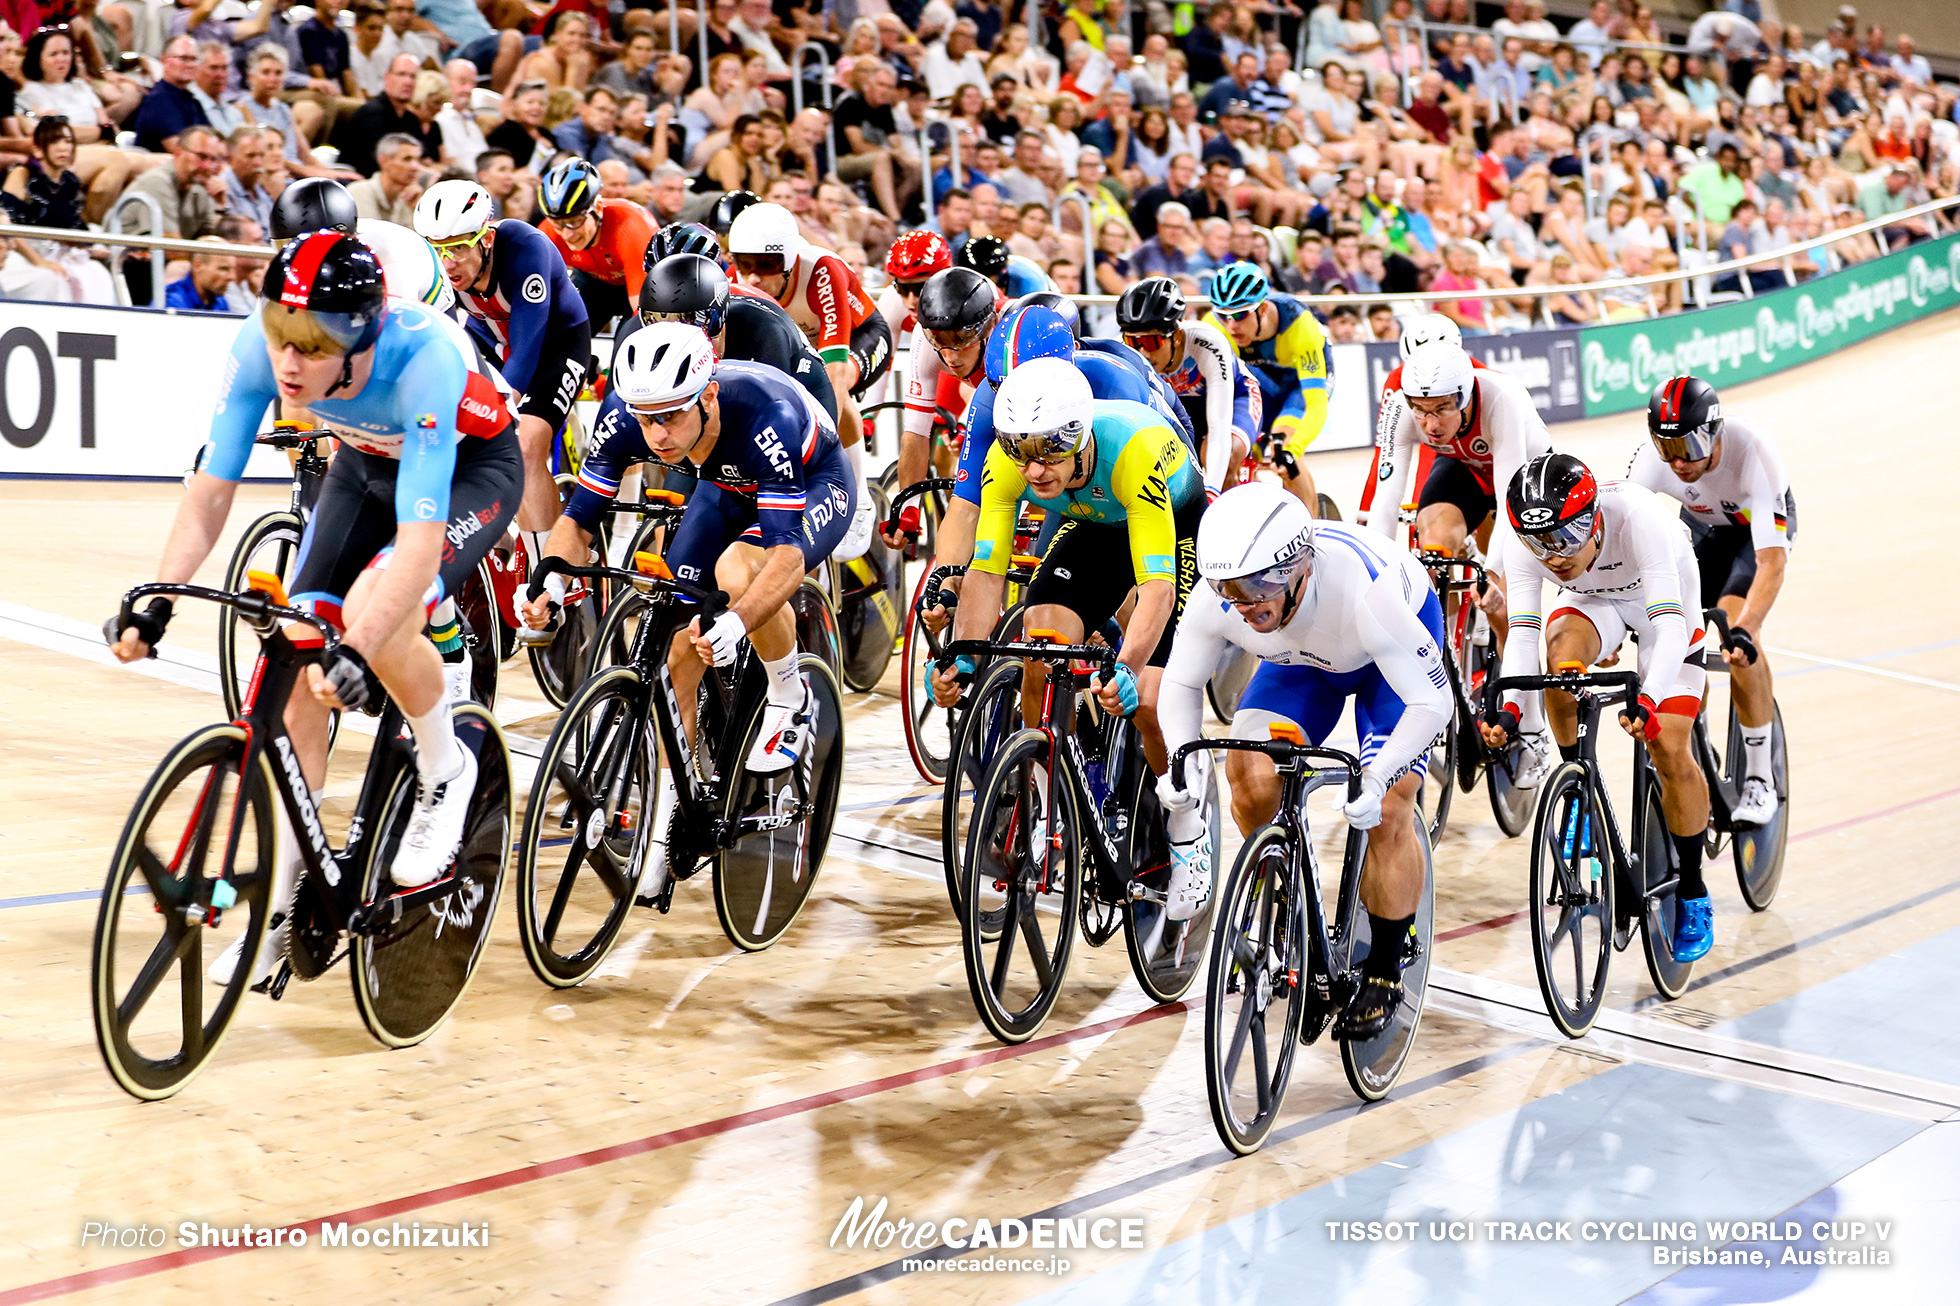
[578,469,619,495]
[758,494,806,511]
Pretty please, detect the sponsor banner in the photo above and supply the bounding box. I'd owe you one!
[0,302,289,480]
[1580,231,1960,416]
[1352,327,1586,431]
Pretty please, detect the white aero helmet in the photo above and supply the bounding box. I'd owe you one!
[358,218,456,313]
[1197,480,1315,605]
[1397,312,1462,361]
[413,179,494,245]
[993,356,1093,462]
[613,321,718,416]
[1401,339,1475,410]
[726,201,801,260]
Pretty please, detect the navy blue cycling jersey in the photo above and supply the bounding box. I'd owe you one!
[455,219,588,396]
[954,343,1197,507]
[566,359,843,550]
[204,302,514,523]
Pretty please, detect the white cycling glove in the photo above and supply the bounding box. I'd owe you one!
[698,610,747,666]
[1342,773,1389,831]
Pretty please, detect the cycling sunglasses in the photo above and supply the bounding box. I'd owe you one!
[1214,306,1257,324]
[926,324,989,352]
[895,279,927,299]
[732,252,785,277]
[1516,508,1598,561]
[1216,555,1310,606]
[429,227,490,256]
[1002,422,1086,466]
[1653,419,1722,465]
[1121,330,1172,351]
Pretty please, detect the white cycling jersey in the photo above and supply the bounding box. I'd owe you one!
[875,284,916,342]
[1625,415,1794,553]
[1497,481,1702,713]
[1161,523,1454,794]
[1369,364,1551,545]
[1158,319,1257,494]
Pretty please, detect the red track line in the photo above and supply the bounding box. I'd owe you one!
[0,1002,1190,1305]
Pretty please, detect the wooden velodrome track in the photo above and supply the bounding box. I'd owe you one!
[3,313,1958,1305]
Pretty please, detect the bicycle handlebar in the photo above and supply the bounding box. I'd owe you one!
[526,555,728,617]
[1170,738,1361,801]
[937,636,1115,673]
[1492,670,1641,702]
[255,430,328,452]
[1417,550,1488,591]
[883,476,956,538]
[117,581,338,652]
[920,562,965,614]
[601,500,688,519]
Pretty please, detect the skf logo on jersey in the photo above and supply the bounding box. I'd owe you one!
[1517,506,1554,529]
[522,273,547,303]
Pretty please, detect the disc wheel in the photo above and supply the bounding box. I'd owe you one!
[712,655,845,951]
[941,659,1023,936]
[961,729,1078,1043]
[515,667,656,986]
[1486,736,1538,838]
[92,726,273,1101]
[1122,761,1218,1004]
[1422,714,1456,844]
[1207,642,1256,725]
[1528,763,1614,1038]
[1315,492,1342,521]
[835,482,904,692]
[1338,811,1436,1101]
[1637,781,1694,1000]
[454,557,502,708]
[1728,700,1789,911]
[350,705,513,1046]
[793,579,843,679]
[899,567,956,784]
[1204,824,1306,1154]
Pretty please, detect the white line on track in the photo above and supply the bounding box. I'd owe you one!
[1767,644,1960,693]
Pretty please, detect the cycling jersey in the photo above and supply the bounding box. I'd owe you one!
[1202,291,1329,457]
[1496,481,1706,715]
[613,284,838,420]
[874,283,918,340]
[1624,415,1793,554]
[1355,354,1487,529]
[772,244,878,369]
[206,302,513,523]
[1160,522,1453,794]
[1158,319,1260,493]
[1368,363,1550,543]
[358,218,452,312]
[954,345,1197,508]
[971,399,1202,584]
[544,198,656,302]
[901,284,1007,445]
[454,218,589,399]
[1001,254,1055,298]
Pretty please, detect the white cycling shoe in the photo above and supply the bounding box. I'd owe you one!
[1732,775,1777,825]
[1513,730,1553,790]
[1166,828,1215,922]
[746,686,812,775]
[207,917,287,988]
[833,492,876,562]
[390,747,477,888]
[442,659,474,707]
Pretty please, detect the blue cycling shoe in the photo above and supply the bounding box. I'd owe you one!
[1672,895,1714,963]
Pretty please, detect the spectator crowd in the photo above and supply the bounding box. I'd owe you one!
[1,0,1955,336]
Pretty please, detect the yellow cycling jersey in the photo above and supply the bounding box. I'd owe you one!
[973,399,1203,585]
[1201,292,1330,392]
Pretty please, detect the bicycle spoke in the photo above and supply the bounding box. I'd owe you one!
[1570,914,1589,1002]
[1249,1013,1272,1115]
[180,943,204,1057]
[132,846,179,903]
[118,929,187,1027]
[988,891,1021,997]
[1018,897,1053,988]
[1223,979,1257,1086]
[540,844,586,945]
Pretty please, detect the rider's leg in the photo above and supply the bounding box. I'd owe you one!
[1133,665,1167,775]
[715,538,798,689]
[1651,709,1712,902]
[1542,613,1605,753]
[1273,388,1328,514]
[515,412,567,566]
[1018,603,1085,728]
[1717,593,1775,769]
[343,562,456,779]
[1359,771,1425,978]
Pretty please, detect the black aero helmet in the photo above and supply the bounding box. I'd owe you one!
[539,156,601,221]
[1647,375,1724,463]
[270,177,358,242]
[260,231,387,392]
[647,220,721,273]
[1117,275,1185,335]
[1014,288,1081,339]
[916,266,997,337]
[955,234,1009,283]
[710,189,761,237]
[1506,452,1600,561]
[640,252,731,336]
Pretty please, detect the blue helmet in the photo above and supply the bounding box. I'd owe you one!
[539,157,600,222]
[1209,261,1270,314]
[985,303,1075,387]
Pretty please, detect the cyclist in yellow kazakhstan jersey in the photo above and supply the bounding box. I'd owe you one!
[1203,261,1331,514]
[931,357,1206,782]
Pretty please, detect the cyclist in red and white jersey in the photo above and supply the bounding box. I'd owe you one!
[1356,315,1481,534]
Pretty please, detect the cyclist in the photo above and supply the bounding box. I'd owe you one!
[1355,313,1469,534]
[538,157,656,334]
[519,323,852,896]
[727,201,888,557]
[880,230,965,491]
[106,232,521,982]
[269,176,455,316]
[1480,453,1716,963]
[1116,274,1260,497]
[710,189,762,244]
[414,179,593,614]
[887,265,1003,551]
[929,356,1205,786]
[1631,375,1792,825]
[629,252,837,421]
[1156,482,1451,1033]
[957,233,1056,298]
[1202,261,1330,513]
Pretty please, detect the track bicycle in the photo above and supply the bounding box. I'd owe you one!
[947,633,1219,1044]
[217,423,329,720]
[1694,609,1791,911]
[514,553,845,985]
[1172,729,1436,1155]
[1494,667,1695,1039]
[92,577,514,1101]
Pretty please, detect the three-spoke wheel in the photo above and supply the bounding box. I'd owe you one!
[1528,763,1614,1037]
[1205,826,1307,1155]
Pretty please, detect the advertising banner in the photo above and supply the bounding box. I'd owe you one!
[1354,327,1586,430]
[1580,231,1960,416]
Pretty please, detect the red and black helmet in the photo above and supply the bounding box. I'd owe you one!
[886,229,952,286]
[1506,452,1599,560]
[260,230,387,358]
[1646,374,1723,463]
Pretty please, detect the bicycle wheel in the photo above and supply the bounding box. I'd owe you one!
[1525,763,1613,1037]
[793,579,843,679]
[1207,641,1256,725]
[1122,757,1219,1004]
[712,655,845,951]
[92,725,273,1101]
[1727,700,1789,911]
[1204,824,1306,1155]
[454,557,501,708]
[350,705,513,1047]
[837,482,905,692]
[218,512,302,720]
[941,659,1023,929]
[515,667,657,987]
[1486,736,1537,838]
[528,588,605,709]
[1339,811,1436,1101]
[1422,714,1456,844]
[589,587,651,677]
[1637,780,1694,1000]
[1316,492,1342,521]
[899,569,956,784]
[961,729,1079,1043]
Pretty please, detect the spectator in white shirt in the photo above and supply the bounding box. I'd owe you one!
[1166,90,1204,158]
[1567,1,1615,70]
[1890,34,1930,87]
[385,0,443,68]
[435,58,488,170]
[923,19,989,100]
[348,6,399,99]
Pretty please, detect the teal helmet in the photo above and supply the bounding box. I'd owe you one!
[1209,261,1271,314]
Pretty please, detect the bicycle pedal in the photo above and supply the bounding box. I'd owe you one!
[259,959,293,1000]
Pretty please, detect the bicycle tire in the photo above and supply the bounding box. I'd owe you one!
[793,579,843,679]
[515,667,657,987]
[92,725,273,1101]
[1204,824,1306,1155]
[1422,713,1456,845]
[1727,700,1789,911]
[899,567,956,784]
[455,556,502,708]
[1206,641,1256,725]
[1486,736,1537,838]
[527,588,605,710]
[1339,810,1436,1101]
[836,482,904,692]
[941,659,1022,933]
[712,654,845,951]
[1527,763,1614,1038]
[961,728,1079,1044]
[350,705,513,1047]
[218,512,303,720]
[1637,781,1695,1000]
[1122,745,1218,1005]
